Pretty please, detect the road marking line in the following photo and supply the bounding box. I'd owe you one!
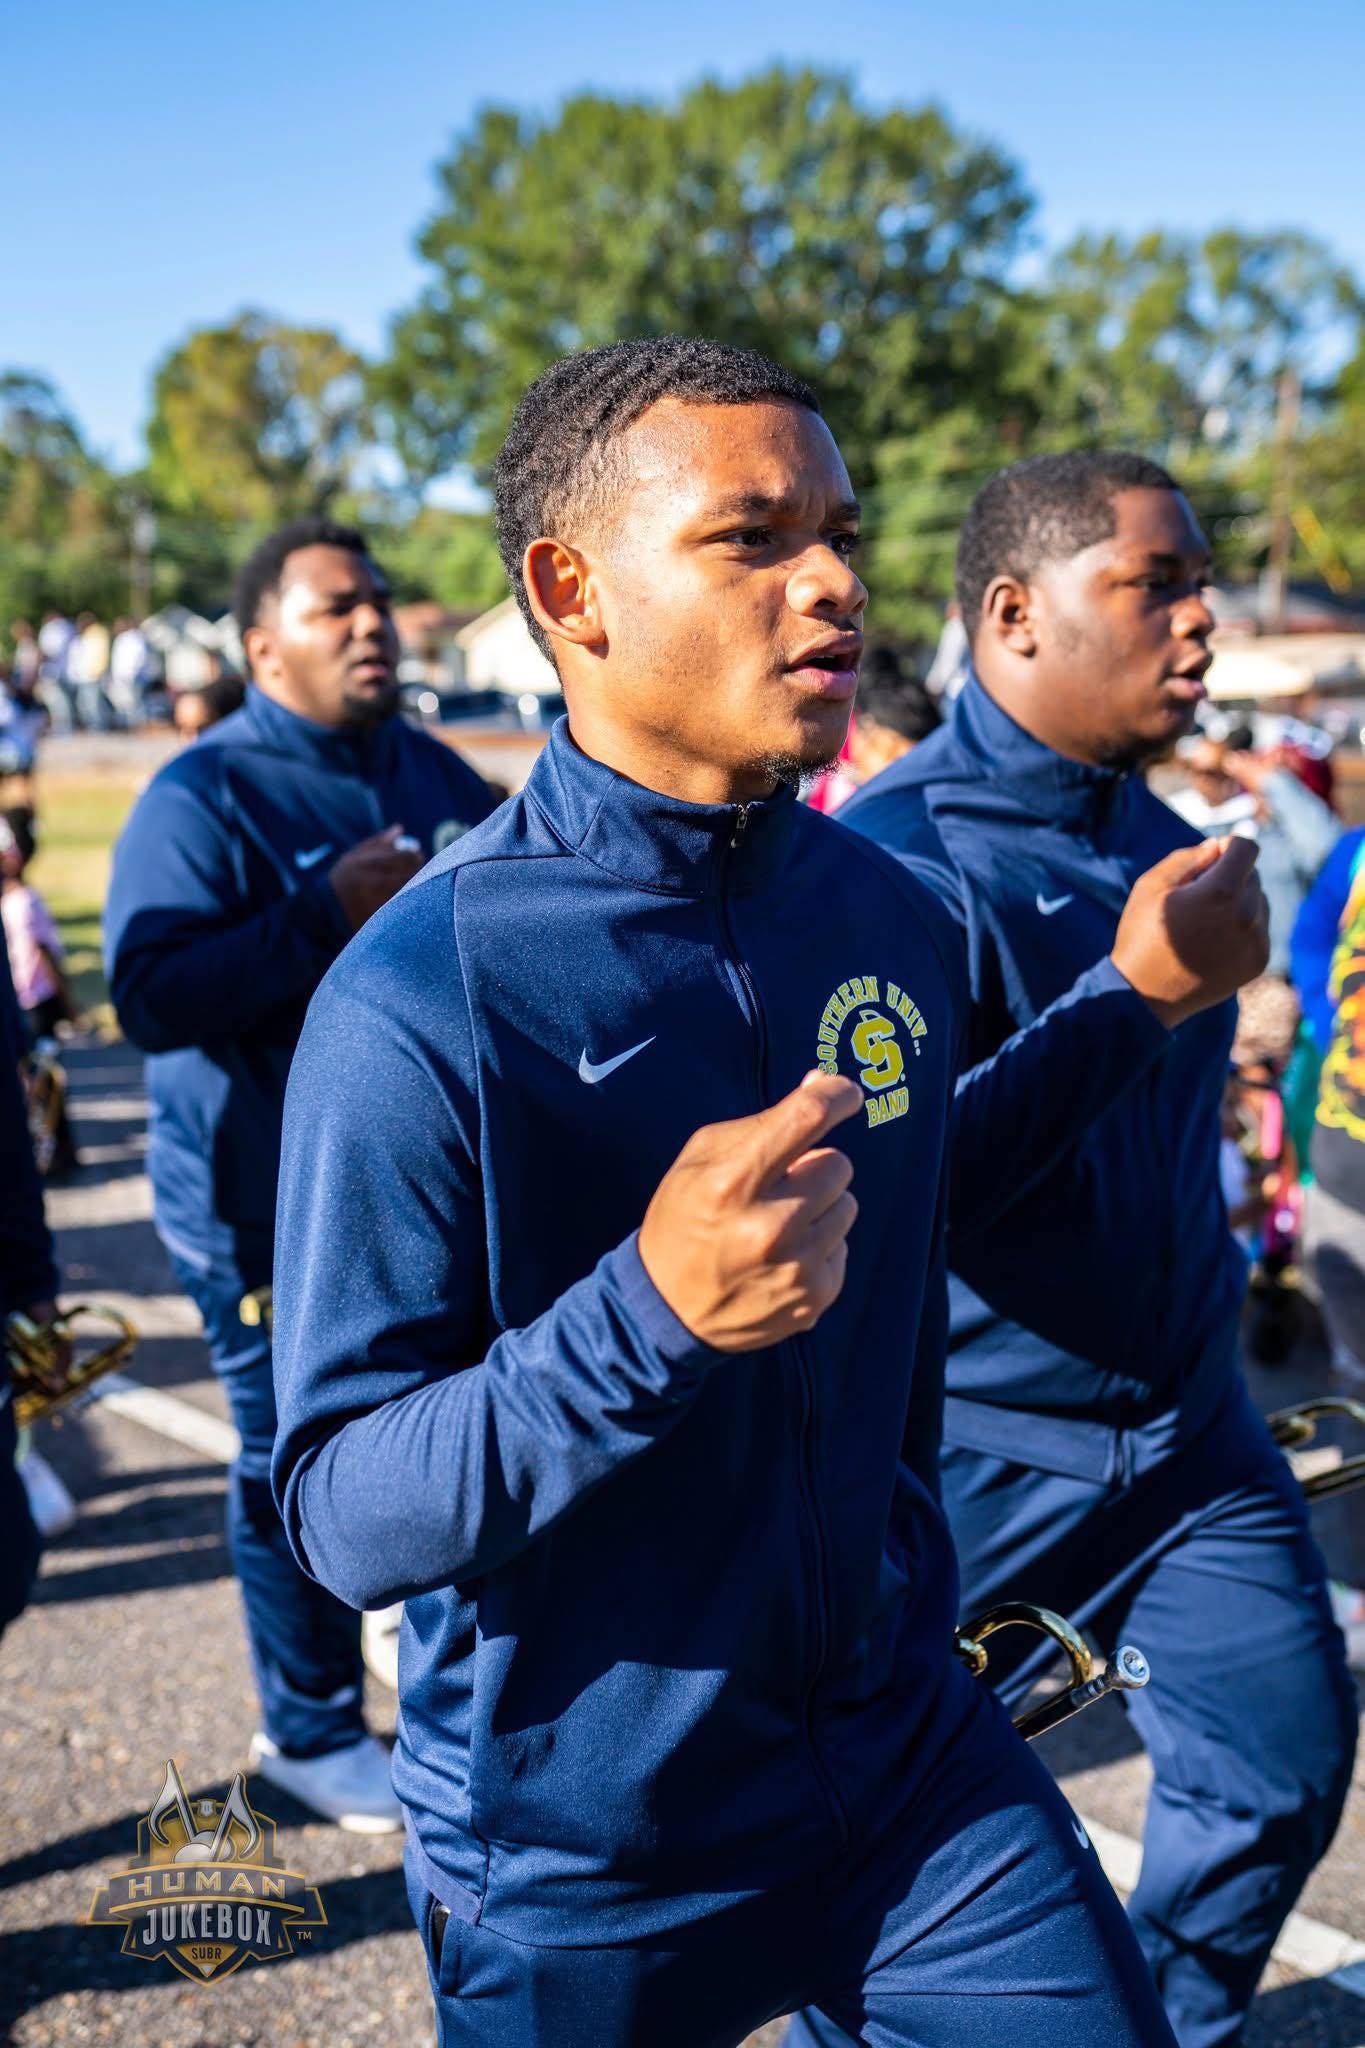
[96,1372,240,1465]
[1079,1814,1365,1994]
[88,1372,1365,1999]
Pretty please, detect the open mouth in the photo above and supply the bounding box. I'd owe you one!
[785,640,862,700]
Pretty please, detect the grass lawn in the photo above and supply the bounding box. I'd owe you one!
[27,773,141,1030]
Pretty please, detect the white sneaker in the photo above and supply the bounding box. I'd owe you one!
[362,1603,403,1690]
[18,1448,77,1538]
[247,1731,403,1833]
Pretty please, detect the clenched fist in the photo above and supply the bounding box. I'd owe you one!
[638,1071,864,1352]
[1111,835,1270,1029]
[328,826,424,932]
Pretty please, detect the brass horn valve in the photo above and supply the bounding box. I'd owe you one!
[1268,1397,1365,1502]
[956,1600,1151,1743]
[6,1304,138,1429]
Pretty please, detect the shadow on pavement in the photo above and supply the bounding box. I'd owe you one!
[37,1482,224,1554]
[30,1533,231,1607]
[0,1809,149,1894]
[0,1863,413,2034]
[1244,1975,1365,2045]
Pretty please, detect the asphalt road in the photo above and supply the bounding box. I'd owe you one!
[1,1040,1362,2047]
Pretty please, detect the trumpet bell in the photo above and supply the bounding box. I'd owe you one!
[6,1304,138,1429]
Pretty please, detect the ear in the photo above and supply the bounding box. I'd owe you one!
[523,539,606,658]
[978,573,1038,659]
[241,623,274,682]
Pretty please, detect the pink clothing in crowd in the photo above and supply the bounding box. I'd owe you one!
[2,883,63,1009]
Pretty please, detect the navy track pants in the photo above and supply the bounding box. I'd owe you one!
[790,1382,1357,2048]
[170,1254,366,1758]
[407,1661,1176,2047]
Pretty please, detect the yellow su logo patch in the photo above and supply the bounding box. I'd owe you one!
[815,975,926,1130]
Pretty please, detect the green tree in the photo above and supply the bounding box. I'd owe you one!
[377,68,1036,502]
[1037,228,1361,462]
[147,312,372,531]
[0,373,131,628]
[375,506,508,613]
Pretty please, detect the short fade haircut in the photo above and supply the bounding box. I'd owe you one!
[855,646,941,745]
[493,336,821,661]
[955,451,1178,643]
[232,516,373,636]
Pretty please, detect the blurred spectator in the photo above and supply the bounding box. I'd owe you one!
[0,670,48,810]
[1291,830,1365,1391]
[924,600,971,702]
[1228,976,1307,1362]
[0,808,78,1170]
[173,671,246,741]
[7,621,41,697]
[0,808,75,1041]
[844,652,941,784]
[1263,714,1337,812]
[68,613,112,730]
[807,648,940,814]
[1169,733,1338,976]
[36,611,77,730]
[108,616,158,725]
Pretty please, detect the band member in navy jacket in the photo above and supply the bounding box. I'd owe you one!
[792,453,1355,2048]
[274,347,1263,2045]
[105,520,493,1830]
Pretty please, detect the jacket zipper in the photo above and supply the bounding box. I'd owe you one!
[719,802,849,1846]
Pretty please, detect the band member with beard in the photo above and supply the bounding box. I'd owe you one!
[272,344,1263,2044]
[790,453,1354,2048]
[105,519,493,1829]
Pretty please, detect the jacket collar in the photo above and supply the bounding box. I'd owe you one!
[952,675,1128,834]
[241,685,400,776]
[526,717,796,897]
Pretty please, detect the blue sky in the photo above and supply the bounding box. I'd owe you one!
[6,0,1363,471]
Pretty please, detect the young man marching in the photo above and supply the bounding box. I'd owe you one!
[106,520,493,1829]
[272,347,1260,2045]
[791,453,1355,2048]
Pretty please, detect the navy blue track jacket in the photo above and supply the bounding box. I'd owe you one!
[271,719,1167,1942]
[104,688,492,1280]
[840,677,1243,1479]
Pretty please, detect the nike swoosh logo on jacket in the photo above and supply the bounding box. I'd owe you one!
[271,718,1168,1943]
[104,686,494,1277]
[837,675,1242,1470]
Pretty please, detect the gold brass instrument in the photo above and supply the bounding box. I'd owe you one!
[21,1046,67,1177]
[239,1286,273,1332]
[6,1304,138,1428]
[1268,1396,1365,1501]
[956,1600,1150,1742]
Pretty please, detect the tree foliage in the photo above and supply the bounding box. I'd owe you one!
[0,375,132,625]
[5,70,1365,651]
[377,73,1365,636]
[376,69,1035,495]
[374,506,508,612]
[147,311,371,530]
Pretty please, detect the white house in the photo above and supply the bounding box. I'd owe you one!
[455,596,560,697]
[142,605,244,689]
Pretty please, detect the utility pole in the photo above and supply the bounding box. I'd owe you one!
[1260,367,1300,632]
[129,505,156,620]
